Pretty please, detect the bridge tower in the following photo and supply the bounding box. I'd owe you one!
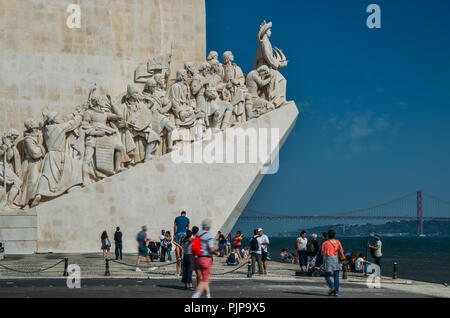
[417,190,424,236]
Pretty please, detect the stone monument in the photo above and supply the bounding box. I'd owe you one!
[0,1,299,254]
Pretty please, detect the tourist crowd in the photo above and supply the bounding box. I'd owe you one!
[99,211,382,298]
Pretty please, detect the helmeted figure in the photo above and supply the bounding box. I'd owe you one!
[80,87,126,185]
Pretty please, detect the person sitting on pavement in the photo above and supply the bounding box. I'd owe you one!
[281,249,295,264]
[241,246,251,260]
[355,253,372,275]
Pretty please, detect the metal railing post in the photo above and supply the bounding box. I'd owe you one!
[63,258,69,276]
[342,263,348,280]
[104,258,111,277]
[393,262,398,279]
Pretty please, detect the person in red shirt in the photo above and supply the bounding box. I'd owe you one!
[321,229,344,297]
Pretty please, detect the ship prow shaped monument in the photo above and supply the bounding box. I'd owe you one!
[0,4,298,253]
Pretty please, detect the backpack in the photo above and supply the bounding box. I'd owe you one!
[250,236,259,251]
[192,233,207,256]
[136,231,144,243]
[306,240,315,253]
[227,252,236,264]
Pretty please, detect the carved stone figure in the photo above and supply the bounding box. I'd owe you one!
[168,70,205,142]
[208,59,225,88]
[222,51,247,124]
[1,23,290,210]
[31,112,83,207]
[117,84,160,164]
[184,62,197,88]
[154,74,167,97]
[142,79,176,153]
[192,62,223,129]
[254,21,288,108]
[0,129,22,207]
[15,119,46,208]
[207,51,224,78]
[81,88,126,185]
[246,65,275,117]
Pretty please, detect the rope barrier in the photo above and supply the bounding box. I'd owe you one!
[0,259,64,274]
[109,258,178,268]
[109,257,249,277]
[213,260,249,276]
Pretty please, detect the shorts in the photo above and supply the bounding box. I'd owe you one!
[176,232,187,245]
[196,257,213,283]
[138,245,149,257]
[261,250,268,262]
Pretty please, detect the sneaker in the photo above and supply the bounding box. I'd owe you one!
[188,287,195,291]
[328,288,335,296]
[136,267,142,272]
[148,267,157,272]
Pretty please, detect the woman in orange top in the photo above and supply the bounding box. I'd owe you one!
[321,229,344,297]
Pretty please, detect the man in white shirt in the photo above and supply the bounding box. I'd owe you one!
[258,228,270,275]
[296,230,308,271]
[250,229,263,275]
[368,235,382,267]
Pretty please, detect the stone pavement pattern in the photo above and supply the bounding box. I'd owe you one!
[1,254,449,298]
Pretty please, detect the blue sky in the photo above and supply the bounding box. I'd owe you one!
[206,0,450,234]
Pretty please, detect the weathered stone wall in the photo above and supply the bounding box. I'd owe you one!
[0,0,206,135]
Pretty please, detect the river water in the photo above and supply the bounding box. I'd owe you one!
[240,236,450,284]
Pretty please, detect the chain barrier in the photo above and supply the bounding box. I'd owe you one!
[0,259,65,275]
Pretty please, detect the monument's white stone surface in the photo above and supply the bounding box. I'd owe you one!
[34,102,298,253]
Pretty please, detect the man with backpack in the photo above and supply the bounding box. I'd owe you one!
[306,233,320,270]
[250,229,263,275]
[191,219,219,298]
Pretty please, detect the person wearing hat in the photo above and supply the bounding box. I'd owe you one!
[253,21,288,108]
[368,235,382,267]
[254,21,288,71]
[258,228,270,275]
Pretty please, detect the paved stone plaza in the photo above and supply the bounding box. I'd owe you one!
[0,254,448,298]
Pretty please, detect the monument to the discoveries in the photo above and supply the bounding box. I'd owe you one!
[0,1,298,254]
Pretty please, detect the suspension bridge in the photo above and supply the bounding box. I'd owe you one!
[238,191,450,236]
